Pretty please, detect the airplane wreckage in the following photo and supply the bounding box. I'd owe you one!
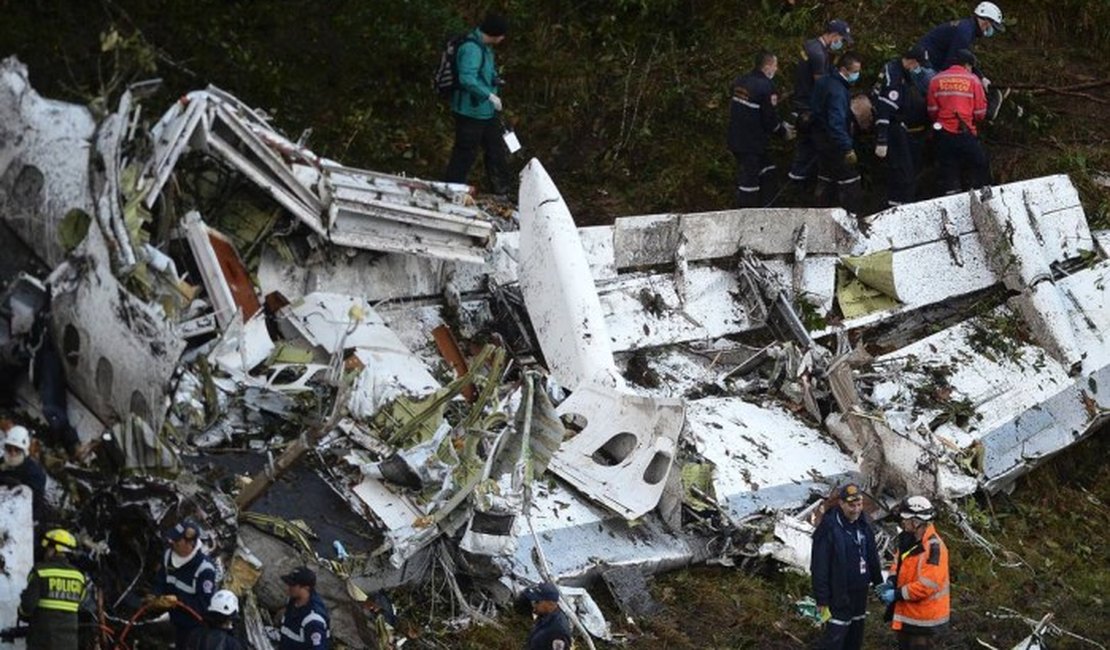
[0,55,1107,646]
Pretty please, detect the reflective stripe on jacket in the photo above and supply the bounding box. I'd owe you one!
[19,559,86,650]
[927,65,987,135]
[157,549,217,632]
[279,592,330,649]
[890,524,950,630]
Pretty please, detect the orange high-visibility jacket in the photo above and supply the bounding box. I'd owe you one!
[889,524,950,630]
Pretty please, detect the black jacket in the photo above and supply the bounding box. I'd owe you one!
[526,609,572,650]
[811,509,883,609]
[728,68,785,154]
[874,58,930,144]
[792,37,834,112]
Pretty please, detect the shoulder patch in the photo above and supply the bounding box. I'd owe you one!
[553,641,566,650]
[927,540,942,566]
[889,90,900,101]
[311,631,323,646]
[202,579,215,594]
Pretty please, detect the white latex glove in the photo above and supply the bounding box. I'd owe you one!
[782,122,797,141]
[875,144,888,159]
[488,94,503,112]
[981,76,991,90]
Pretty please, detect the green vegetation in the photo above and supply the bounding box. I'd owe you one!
[4,1,1110,222]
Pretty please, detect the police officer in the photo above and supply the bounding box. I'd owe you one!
[152,518,218,648]
[788,19,853,185]
[185,589,244,650]
[878,496,951,649]
[279,566,330,650]
[811,52,864,214]
[19,528,87,650]
[926,49,990,194]
[874,46,931,207]
[727,51,794,208]
[523,582,572,650]
[810,484,883,650]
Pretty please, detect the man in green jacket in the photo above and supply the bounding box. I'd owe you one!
[444,12,511,197]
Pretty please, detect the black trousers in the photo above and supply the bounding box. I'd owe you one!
[885,125,926,207]
[788,111,818,182]
[815,586,868,650]
[444,114,510,195]
[812,128,862,215]
[732,151,777,208]
[936,129,990,195]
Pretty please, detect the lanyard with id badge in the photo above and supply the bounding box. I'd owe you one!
[838,511,869,575]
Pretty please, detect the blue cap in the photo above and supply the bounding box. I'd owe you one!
[523,582,560,603]
[826,19,853,44]
[838,483,863,503]
[166,519,201,542]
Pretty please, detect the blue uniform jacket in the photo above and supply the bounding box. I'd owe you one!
[792,37,833,113]
[917,17,979,70]
[279,592,330,650]
[526,608,573,650]
[727,68,785,154]
[451,28,499,120]
[811,73,854,153]
[155,549,217,634]
[874,58,930,144]
[810,509,884,609]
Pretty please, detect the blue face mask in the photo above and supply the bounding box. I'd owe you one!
[845,71,860,84]
[830,39,844,52]
[910,65,924,75]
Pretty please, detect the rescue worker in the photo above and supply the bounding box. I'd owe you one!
[523,582,572,650]
[727,51,795,208]
[916,2,1005,72]
[878,496,950,649]
[788,19,853,184]
[810,52,864,214]
[443,12,512,197]
[185,589,244,650]
[926,49,990,194]
[874,46,931,207]
[152,519,218,648]
[279,566,330,650]
[810,484,884,650]
[0,425,47,523]
[19,528,87,650]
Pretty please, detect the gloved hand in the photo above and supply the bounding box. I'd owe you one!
[879,586,897,605]
[981,76,992,91]
[818,605,831,624]
[143,594,178,612]
[782,122,797,141]
[875,144,888,159]
[488,94,503,112]
[844,150,859,166]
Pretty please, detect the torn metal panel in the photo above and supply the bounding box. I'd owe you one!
[548,384,684,520]
[0,57,97,268]
[860,175,1087,255]
[971,189,1083,367]
[350,466,441,567]
[49,224,185,440]
[611,208,861,267]
[866,261,1110,493]
[140,91,208,208]
[602,565,663,618]
[92,87,139,270]
[0,487,33,648]
[518,159,622,388]
[184,211,261,328]
[684,398,857,519]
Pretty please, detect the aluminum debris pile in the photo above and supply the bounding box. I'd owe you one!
[1,55,1108,645]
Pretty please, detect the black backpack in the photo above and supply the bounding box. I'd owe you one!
[433,34,484,100]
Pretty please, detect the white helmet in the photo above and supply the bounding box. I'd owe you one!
[208,590,239,617]
[974,2,1005,31]
[899,496,936,521]
[4,426,31,453]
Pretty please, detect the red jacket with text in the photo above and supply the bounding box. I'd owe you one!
[927,65,987,135]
